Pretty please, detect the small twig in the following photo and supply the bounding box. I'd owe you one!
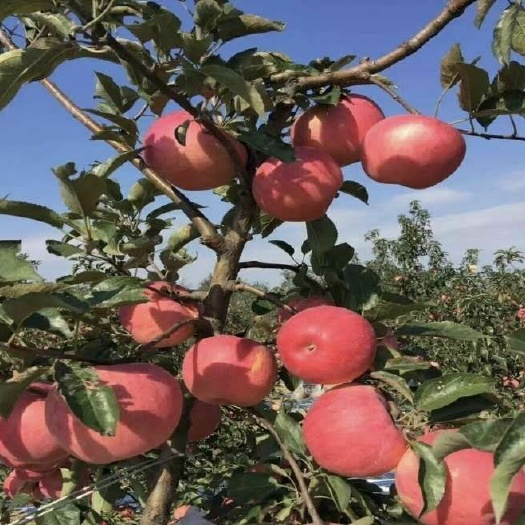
[509,114,518,136]
[238,261,302,272]
[138,318,210,354]
[368,76,420,114]
[81,0,116,31]
[456,128,525,142]
[227,281,296,314]
[249,410,325,525]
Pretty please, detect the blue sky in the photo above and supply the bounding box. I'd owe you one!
[1,1,524,287]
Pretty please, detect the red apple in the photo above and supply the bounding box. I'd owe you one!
[395,430,525,525]
[143,110,247,191]
[291,94,385,166]
[0,389,68,468]
[361,115,466,189]
[182,335,277,407]
[45,363,183,465]
[303,384,407,477]
[119,281,200,348]
[276,295,334,325]
[188,401,221,442]
[276,305,377,384]
[252,146,343,222]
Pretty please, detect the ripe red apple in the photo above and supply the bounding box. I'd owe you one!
[361,115,466,189]
[182,335,278,407]
[291,94,385,166]
[252,146,343,222]
[395,430,525,525]
[3,470,39,499]
[45,363,183,465]
[143,110,247,191]
[0,389,68,468]
[276,295,334,325]
[188,401,221,442]
[119,281,200,348]
[303,384,407,477]
[276,305,377,384]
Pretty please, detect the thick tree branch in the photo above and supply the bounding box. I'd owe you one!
[457,128,525,142]
[271,0,477,91]
[250,411,324,525]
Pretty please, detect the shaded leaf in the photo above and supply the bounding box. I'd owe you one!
[306,215,338,253]
[371,370,414,403]
[227,472,278,505]
[455,63,490,112]
[415,373,496,411]
[35,502,81,525]
[460,419,513,452]
[429,394,498,424]
[329,54,356,71]
[0,368,47,418]
[507,328,525,355]
[127,178,162,208]
[492,4,522,64]
[269,240,294,257]
[274,410,306,456]
[396,321,484,341]
[339,180,369,204]
[324,475,352,514]
[0,0,54,23]
[194,0,223,32]
[28,12,75,39]
[89,276,148,308]
[0,199,64,228]
[46,240,83,258]
[23,308,73,338]
[201,64,266,116]
[493,61,525,92]
[217,14,285,42]
[54,362,120,436]
[342,264,381,313]
[476,89,525,128]
[491,412,525,522]
[92,150,141,179]
[412,442,447,515]
[440,43,464,88]
[238,130,295,162]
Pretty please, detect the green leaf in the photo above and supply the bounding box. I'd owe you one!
[455,63,490,112]
[339,180,369,204]
[253,211,283,238]
[507,328,525,355]
[329,54,356,71]
[0,42,86,112]
[306,215,338,253]
[2,291,89,324]
[46,240,83,258]
[227,472,278,505]
[493,61,525,92]
[0,199,64,228]
[475,0,498,28]
[371,371,414,403]
[269,240,294,257]
[84,109,138,137]
[412,442,447,516]
[476,89,525,128]
[27,12,76,39]
[492,4,522,64]
[491,412,525,522]
[237,130,295,162]
[201,64,266,116]
[460,419,513,452]
[251,297,276,315]
[194,0,223,32]
[181,33,213,63]
[0,0,54,23]
[92,150,140,179]
[54,362,120,436]
[23,308,74,338]
[35,502,81,525]
[127,178,162,209]
[217,14,285,43]
[89,276,148,308]
[510,5,525,58]
[396,321,484,341]
[366,296,430,322]
[0,368,47,418]
[440,43,464,88]
[415,373,496,411]
[324,242,355,271]
[429,395,497,424]
[53,168,107,217]
[324,475,352,514]
[342,264,381,313]
[274,410,306,456]
[312,85,342,106]
[384,357,433,374]
[0,241,42,283]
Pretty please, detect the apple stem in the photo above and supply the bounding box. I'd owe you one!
[250,410,325,525]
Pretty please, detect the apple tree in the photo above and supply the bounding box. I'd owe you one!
[0,1,525,524]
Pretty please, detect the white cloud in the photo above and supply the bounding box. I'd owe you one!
[391,188,470,208]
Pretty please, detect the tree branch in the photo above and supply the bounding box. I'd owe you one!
[457,128,525,142]
[227,281,296,315]
[368,75,421,114]
[249,410,324,525]
[271,0,477,91]
[238,261,302,272]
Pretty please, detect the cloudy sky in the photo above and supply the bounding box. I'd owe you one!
[1,1,524,287]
